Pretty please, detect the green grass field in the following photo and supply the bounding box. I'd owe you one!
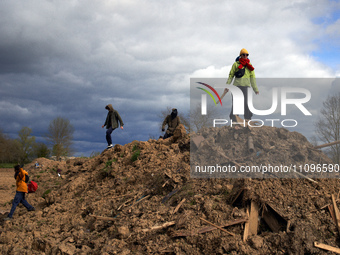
[0,163,16,168]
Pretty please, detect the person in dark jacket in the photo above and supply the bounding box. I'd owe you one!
[162,108,180,139]
[5,165,35,220]
[102,104,124,149]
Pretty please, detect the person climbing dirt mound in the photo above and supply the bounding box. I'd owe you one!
[1,127,339,254]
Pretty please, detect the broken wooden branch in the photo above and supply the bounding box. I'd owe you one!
[294,171,318,183]
[314,242,340,254]
[172,218,247,237]
[162,189,179,203]
[172,198,186,214]
[331,194,340,236]
[315,140,340,149]
[162,180,169,187]
[199,217,235,236]
[216,88,228,104]
[243,206,250,241]
[248,201,259,236]
[118,197,134,210]
[319,198,340,211]
[328,204,337,225]
[119,194,150,212]
[248,136,254,153]
[142,221,176,233]
[130,195,150,208]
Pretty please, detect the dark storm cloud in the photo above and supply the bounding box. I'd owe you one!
[0,0,339,156]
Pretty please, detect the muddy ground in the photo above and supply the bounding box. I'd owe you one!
[0,168,15,213]
[1,125,340,254]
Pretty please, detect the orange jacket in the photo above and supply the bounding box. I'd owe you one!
[16,168,29,193]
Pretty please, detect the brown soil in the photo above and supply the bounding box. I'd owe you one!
[1,125,340,254]
[0,168,16,212]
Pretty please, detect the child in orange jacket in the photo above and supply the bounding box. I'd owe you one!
[5,165,35,220]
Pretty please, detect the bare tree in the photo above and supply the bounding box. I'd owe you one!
[315,92,340,164]
[45,117,74,160]
[189,103,220,132]
[308,135,319,147]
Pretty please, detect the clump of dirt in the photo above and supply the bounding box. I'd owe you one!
[1,125,340,254]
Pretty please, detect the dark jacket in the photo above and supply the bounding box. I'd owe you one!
[162,115,180,134]
[104,104,124,129]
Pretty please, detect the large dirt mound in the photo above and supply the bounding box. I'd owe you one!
[191,125,334,178]
[1,126,340,254]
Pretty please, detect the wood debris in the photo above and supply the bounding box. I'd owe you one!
[142,221,176,233]
[172,218,247,237]
[314,242,340,254]
[243,206,250,241]
[172,198,186,214]
[248,201,259,236]
[314,140,340,149]
[199,217,235,236]
[262,203,289,233]
[248,136,254,153]
[332,194,340,236]
[162,189,179,203]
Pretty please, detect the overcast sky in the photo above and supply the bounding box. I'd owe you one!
[1,0,339,156]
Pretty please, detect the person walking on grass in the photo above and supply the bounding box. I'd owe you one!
[102,104,124,149]
[5,165,35,220]
[226,48,259,122]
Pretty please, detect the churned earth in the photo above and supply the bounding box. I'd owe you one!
[1,125,340,254]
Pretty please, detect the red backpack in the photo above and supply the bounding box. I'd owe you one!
[28,181,38,193]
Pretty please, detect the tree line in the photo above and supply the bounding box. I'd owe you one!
[0,117,74,164]
[1,93,339,165]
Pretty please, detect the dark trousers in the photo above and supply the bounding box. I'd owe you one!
[8,191,34,218]
[230,86,253,121]
[163,131,173,139]
[106,127,115,145]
